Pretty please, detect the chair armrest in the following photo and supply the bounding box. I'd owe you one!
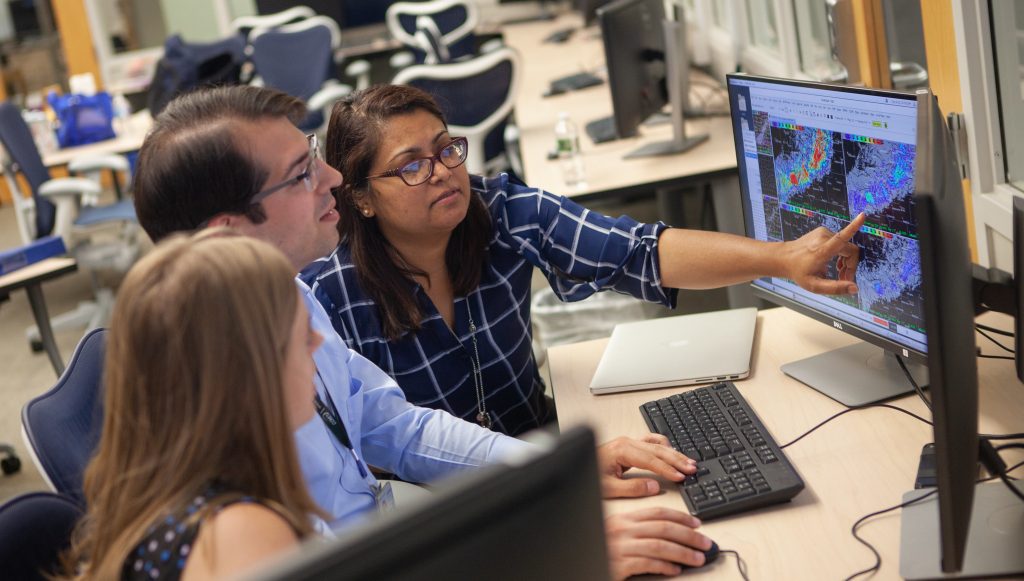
[66,154,130,176]
[38,178,102,200]
[390,51,415,71]
[344,59,372,91]
[307,82,353,112]
[480,38,504,54]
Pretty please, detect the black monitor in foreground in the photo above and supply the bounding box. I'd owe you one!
[726,73,927,406]
[898,89,1024,579]
[250,427,611,581]
[593,0,707,158]
[577,0,615,26]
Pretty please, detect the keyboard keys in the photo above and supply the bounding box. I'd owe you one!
[639,382,805,519]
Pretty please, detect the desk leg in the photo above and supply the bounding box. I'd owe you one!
[24,284,64,376]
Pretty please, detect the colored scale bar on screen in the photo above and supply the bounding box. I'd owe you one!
[843,133,884,145]
[781,204,815,217]
[772,122,804,130]
[860,225,893,239]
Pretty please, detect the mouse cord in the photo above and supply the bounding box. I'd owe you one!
[844,458,1024,580]
[718,549,750,581]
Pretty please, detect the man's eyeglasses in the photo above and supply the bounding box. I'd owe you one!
[251,133,322,205]
[367,136,469,187]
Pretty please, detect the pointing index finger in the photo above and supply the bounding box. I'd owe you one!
[824,213,865,254]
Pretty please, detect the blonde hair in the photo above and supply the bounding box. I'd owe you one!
[61,231,326,580]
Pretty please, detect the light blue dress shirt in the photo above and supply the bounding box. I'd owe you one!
[294,279,531,529]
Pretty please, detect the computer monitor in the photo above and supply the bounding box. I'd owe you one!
[593,0,707,158]
[726,73,927,407]
[577,0,616,26]
[898,89,1024,579]
[250,427,612,581]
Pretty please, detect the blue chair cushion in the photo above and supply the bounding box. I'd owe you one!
[74,199,137,228]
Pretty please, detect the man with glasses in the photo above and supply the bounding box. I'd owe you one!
[132,86,701,533]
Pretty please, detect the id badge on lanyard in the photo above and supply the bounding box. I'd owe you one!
[313,373,395,512]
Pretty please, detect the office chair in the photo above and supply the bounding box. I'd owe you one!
[0,492,82,580]
[249,16,369,133]
[231,5,316,39]
[21,328,106,504]
[386,0,483,70]
[0,103,138,353]
[393,46,523,177]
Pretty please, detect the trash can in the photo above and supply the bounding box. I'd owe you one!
[531,288,649,366]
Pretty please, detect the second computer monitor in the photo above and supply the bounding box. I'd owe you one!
[727,74,926,406]
[599,0,668,140]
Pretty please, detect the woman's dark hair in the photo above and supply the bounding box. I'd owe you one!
[134,85,307,242]
[326,84,492,341]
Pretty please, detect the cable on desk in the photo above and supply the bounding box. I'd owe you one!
[896,354,931,411]
[844,447,1024,580]
[976,323,1014,337]
[976,326,1014,353]
[718,549,749,581]
[979,353,1014,359]
[779,404,932,450]
[983,432,1024,440]
[843,489,938,581]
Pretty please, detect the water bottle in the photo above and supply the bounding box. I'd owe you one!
[112,92,131,135]
[554,112,586,188]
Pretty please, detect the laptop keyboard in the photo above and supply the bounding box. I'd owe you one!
[639,382,804,519]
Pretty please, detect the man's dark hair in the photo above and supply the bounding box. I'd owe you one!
[326,84,492,341]
[133,85,306,242]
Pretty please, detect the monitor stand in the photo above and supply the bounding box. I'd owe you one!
[781,342,928,407]
[624,18,708,159]
[899,480,1024,579]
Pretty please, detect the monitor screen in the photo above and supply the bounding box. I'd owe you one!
[727,74,926,406]
[599,0,668,140]
[250,427,611,581]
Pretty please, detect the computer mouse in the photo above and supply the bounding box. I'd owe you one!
[683,540,719,569]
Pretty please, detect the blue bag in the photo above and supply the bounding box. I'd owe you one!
[47,92,116,148]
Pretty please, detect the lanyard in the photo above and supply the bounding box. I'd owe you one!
[313,369,369,479]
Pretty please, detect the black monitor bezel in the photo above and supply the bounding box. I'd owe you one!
[726,72,927,366]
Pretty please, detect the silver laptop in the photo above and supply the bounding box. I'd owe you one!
[589,308,758,395]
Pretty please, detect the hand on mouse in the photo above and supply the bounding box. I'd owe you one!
[596,435,697,498]
[605,507,713,579]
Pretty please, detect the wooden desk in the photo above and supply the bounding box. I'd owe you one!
[503,14,752,307]
[502,13,738,203]
[42,110,151,168]
[0,257,77,375]
[546,307,1023,580]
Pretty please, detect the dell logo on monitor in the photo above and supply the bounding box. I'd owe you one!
[833,321,843,331]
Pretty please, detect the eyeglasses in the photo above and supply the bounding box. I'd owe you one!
[367,137,469,187]
[251,133,322,205]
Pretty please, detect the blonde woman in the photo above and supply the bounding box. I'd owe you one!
[60,232,327,580]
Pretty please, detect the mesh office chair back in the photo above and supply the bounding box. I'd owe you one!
[250,23,335,132]
[389,0,477,64]
[22,328,107,504]
[0,101,57,238]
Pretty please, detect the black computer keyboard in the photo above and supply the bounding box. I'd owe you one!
[640,382,804,519]
[546,72,604,96]
[585,116,617,144]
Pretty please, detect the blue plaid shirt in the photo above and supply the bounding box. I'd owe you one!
[301,174,678,436]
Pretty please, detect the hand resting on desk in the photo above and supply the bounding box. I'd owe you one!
[597,434,697,498]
